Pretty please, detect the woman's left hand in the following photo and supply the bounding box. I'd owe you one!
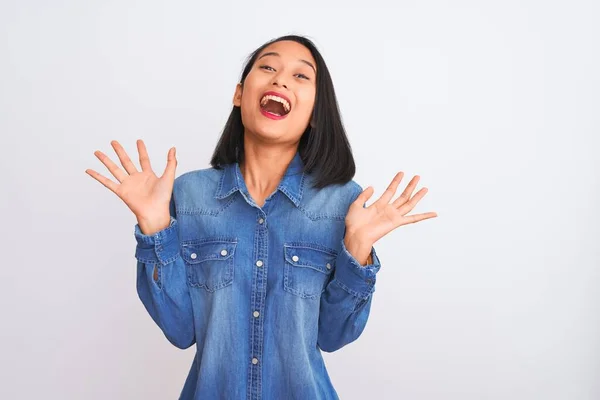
[344,172,438,265]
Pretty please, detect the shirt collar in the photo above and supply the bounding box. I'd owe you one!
[215,151,306,207]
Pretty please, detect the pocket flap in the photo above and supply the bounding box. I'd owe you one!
[284,243,336,274]
[182,239,237,264]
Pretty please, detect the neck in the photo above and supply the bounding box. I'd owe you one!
[239,139,298,198]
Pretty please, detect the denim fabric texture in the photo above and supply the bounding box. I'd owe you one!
[134,151,382,399]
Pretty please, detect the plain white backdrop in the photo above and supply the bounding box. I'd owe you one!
[1,1,598,399]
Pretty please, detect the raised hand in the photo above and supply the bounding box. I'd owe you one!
[344,172,438,265]
[85,140,177,235]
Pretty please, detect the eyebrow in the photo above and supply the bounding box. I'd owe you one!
[257,51,316,74]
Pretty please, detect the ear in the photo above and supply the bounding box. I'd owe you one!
[233,83,243,107]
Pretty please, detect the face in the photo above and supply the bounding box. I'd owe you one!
[233,40,317,144]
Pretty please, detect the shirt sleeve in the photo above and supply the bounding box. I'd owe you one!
[317,181,383,352]
[317,236,382,353]
[134,216,180,265]
[133,195,195,349]
[332,238,381,299]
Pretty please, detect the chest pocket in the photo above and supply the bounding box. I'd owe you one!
[182,239,237,292]
[283,243,336,299]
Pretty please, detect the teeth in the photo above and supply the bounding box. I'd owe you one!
[260,94,291,113]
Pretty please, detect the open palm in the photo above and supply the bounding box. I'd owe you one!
[85,140,177,224]
[346,172,437,244]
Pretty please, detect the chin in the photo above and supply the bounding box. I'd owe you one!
[256,129,285,142]
[250,125,288,142]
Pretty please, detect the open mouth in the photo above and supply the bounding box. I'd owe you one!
[260,92,291,119]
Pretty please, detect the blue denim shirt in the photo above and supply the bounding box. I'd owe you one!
[133,151,382,399]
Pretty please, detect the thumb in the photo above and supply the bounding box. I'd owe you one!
[355,186,374,207]
[162,147,177,182]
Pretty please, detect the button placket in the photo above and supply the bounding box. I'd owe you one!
[248,210,268,399]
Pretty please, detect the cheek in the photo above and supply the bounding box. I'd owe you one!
[239,92,258,121]
[241,96,255,112]
[295,90,316,119]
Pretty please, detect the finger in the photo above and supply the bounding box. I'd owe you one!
[161,147,177,182]
[392,175,420,207]
[397,187,430,216]
[111,140,139,175]
[85,169,119,193]
[355,186,375,208]
[137,139,153,172]
[94,150,128,183]
[401,212,438,225]
[373,172,404,208]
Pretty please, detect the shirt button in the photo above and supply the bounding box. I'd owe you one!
[256,260,263,267]
[190,253,197,260]
[220,249,228,256]
[253,311,260,318]
[258,218,264,224]
[252,358,259,365]
[326,263,331,270]
[292,255,299,262]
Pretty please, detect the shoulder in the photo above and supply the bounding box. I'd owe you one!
[171,167,223,212]
[304,174,363,201]
[300,175,364,220]
[174,167,221,190]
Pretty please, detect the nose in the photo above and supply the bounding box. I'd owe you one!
[271,75,288,89]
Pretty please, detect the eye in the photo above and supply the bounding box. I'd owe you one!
[259,65,275,72]
[295,73,310,80]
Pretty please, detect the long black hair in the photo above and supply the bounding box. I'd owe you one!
[209,34,356,189]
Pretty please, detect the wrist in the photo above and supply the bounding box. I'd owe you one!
[137,214,171,236]
[343,233,373,266]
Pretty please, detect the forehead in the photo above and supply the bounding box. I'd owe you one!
[258,40,316,66]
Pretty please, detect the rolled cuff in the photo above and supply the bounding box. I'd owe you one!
[134,217,180,265]
[333,239,382,299]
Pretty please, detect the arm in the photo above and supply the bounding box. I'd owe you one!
[134,198,195,349]
[317,236,381,353]
[317,171,437,352]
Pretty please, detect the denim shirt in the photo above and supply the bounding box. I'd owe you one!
[133,151,382,400]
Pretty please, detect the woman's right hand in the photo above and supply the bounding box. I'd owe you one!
[85,139,177,235]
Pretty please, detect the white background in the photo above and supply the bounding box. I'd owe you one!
[1,0,598,399]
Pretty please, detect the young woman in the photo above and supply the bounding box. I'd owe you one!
[86,35,437,400]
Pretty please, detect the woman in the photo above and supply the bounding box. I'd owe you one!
[86,34,437,399]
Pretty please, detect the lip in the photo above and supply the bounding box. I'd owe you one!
[260,90,292,120]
